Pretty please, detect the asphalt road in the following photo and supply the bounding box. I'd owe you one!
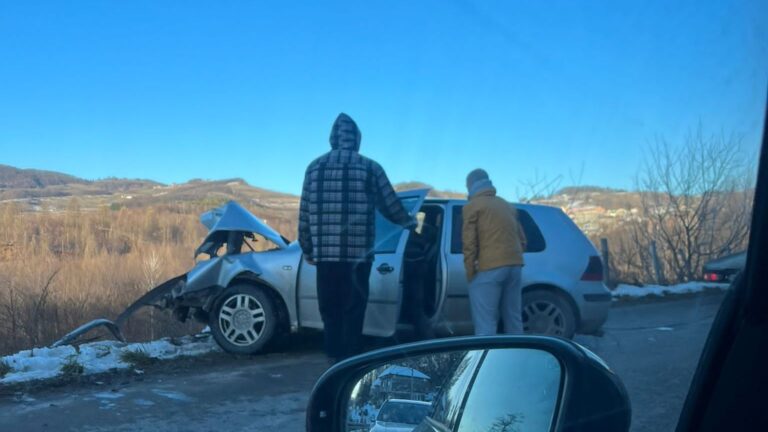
[0,293,725,432]
[575,293,726,432]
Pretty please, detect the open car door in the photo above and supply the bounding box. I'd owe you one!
[296,189,429,336]
[363,188,429,336]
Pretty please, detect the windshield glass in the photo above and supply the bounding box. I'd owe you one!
[378,402,432,425]
[0,2,766,431]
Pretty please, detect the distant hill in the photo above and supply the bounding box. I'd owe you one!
[556,186,626,196]
[0,165,164,201]
[0,164,87,189]
[535,187,643,211]
[395,182,465,199]
[0,164,481,213]
[124,178,299,212]
[92,177,163,192]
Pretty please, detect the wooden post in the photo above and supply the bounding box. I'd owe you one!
[650,240,664,285]
[600,238,611,286]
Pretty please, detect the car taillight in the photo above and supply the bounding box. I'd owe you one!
[704,272,722,282]
[581,256,604,281]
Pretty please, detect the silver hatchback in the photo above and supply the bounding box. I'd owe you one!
[159,189,611,354]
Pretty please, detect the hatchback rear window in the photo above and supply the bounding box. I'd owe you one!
[451,206,545,254]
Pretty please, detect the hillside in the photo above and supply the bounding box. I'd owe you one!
[0,165,469,211]
[0,164,87,189]
[395,182,465,199]
[0,165,163,202]
[535,187,643,211]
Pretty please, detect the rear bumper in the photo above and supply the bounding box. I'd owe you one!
[573,281,612,334]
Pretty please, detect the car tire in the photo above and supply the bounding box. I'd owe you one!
[522,289,577,339]
[210,284,278,355]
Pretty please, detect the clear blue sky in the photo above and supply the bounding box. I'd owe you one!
[1,0,767,198]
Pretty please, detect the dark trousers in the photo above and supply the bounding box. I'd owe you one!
[316,261,372,360]
[403,259,434,340]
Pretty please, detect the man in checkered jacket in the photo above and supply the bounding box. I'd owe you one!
[299,113,416,362]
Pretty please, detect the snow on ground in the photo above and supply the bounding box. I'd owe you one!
[0,332,220,385]
[0,286,728,385]
[612,281,730,299]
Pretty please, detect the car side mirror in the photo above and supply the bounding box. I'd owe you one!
[307,336,630,432]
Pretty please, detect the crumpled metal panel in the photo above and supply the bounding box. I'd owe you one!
[181,254,264,296]
[196,201,288,256]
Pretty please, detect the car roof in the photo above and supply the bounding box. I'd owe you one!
[423,197,559,211]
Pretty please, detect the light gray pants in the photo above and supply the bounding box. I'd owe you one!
[468,265,523,336]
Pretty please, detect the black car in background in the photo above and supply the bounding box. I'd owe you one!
[703,251,747,283]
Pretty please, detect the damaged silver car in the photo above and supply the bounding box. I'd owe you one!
[55,189,611,354]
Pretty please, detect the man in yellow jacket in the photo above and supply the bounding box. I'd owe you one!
[462,169,527,335]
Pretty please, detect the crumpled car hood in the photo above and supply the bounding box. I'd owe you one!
[195,200,288,256]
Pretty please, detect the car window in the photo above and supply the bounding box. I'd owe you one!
[450,206,545,254]
[375,196,421,253]
[455,349,561,432]
[377,402,432,424]
[427,351,484,429]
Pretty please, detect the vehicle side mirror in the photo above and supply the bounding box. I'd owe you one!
[307,336,630,432]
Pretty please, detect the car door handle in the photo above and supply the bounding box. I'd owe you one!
[377,263,394,275]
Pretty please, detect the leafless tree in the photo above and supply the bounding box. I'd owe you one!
[631,126,755,283]
[142,249,163,340]
[516,170,563,203]
[489,413,524,432]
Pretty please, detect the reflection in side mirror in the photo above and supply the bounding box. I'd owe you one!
[308,337,630,432]
[345,349,562,432]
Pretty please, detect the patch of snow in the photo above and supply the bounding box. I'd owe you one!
[0,346,78,383]
[612,282,729,299]
[151,389,194,402]
[93,391,124,400]
[0,334,220,385]
[99,402,117,410]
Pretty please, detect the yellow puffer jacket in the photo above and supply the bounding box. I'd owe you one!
[462,189,527,281]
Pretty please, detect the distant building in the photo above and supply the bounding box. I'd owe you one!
[372,366,431,402]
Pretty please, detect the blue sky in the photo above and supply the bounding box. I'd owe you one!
[1,0,767,198]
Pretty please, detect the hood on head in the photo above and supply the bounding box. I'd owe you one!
[329,113,362,151]
[468,178,497,199]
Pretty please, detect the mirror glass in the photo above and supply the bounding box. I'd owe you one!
[345,348,562,432]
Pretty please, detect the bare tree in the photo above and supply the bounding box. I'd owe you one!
[632,126,755,283]
[142,249,163,339]
[489,413,524,432]
[516,170,563,203]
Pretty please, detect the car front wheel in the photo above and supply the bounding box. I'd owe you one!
[522,289,577,339]
[210,284,278,354]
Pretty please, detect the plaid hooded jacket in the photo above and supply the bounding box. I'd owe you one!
[299,113,415,262]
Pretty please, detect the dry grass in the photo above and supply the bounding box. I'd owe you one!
[120,349,156,368]
[59,356,84,378]
[0,200,297,356]
[0,359,11,378]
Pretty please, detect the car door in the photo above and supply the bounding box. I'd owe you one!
[364,189,429,336]
[296,189,429,337]
[441,202,544,335]
[440,202,474,335]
